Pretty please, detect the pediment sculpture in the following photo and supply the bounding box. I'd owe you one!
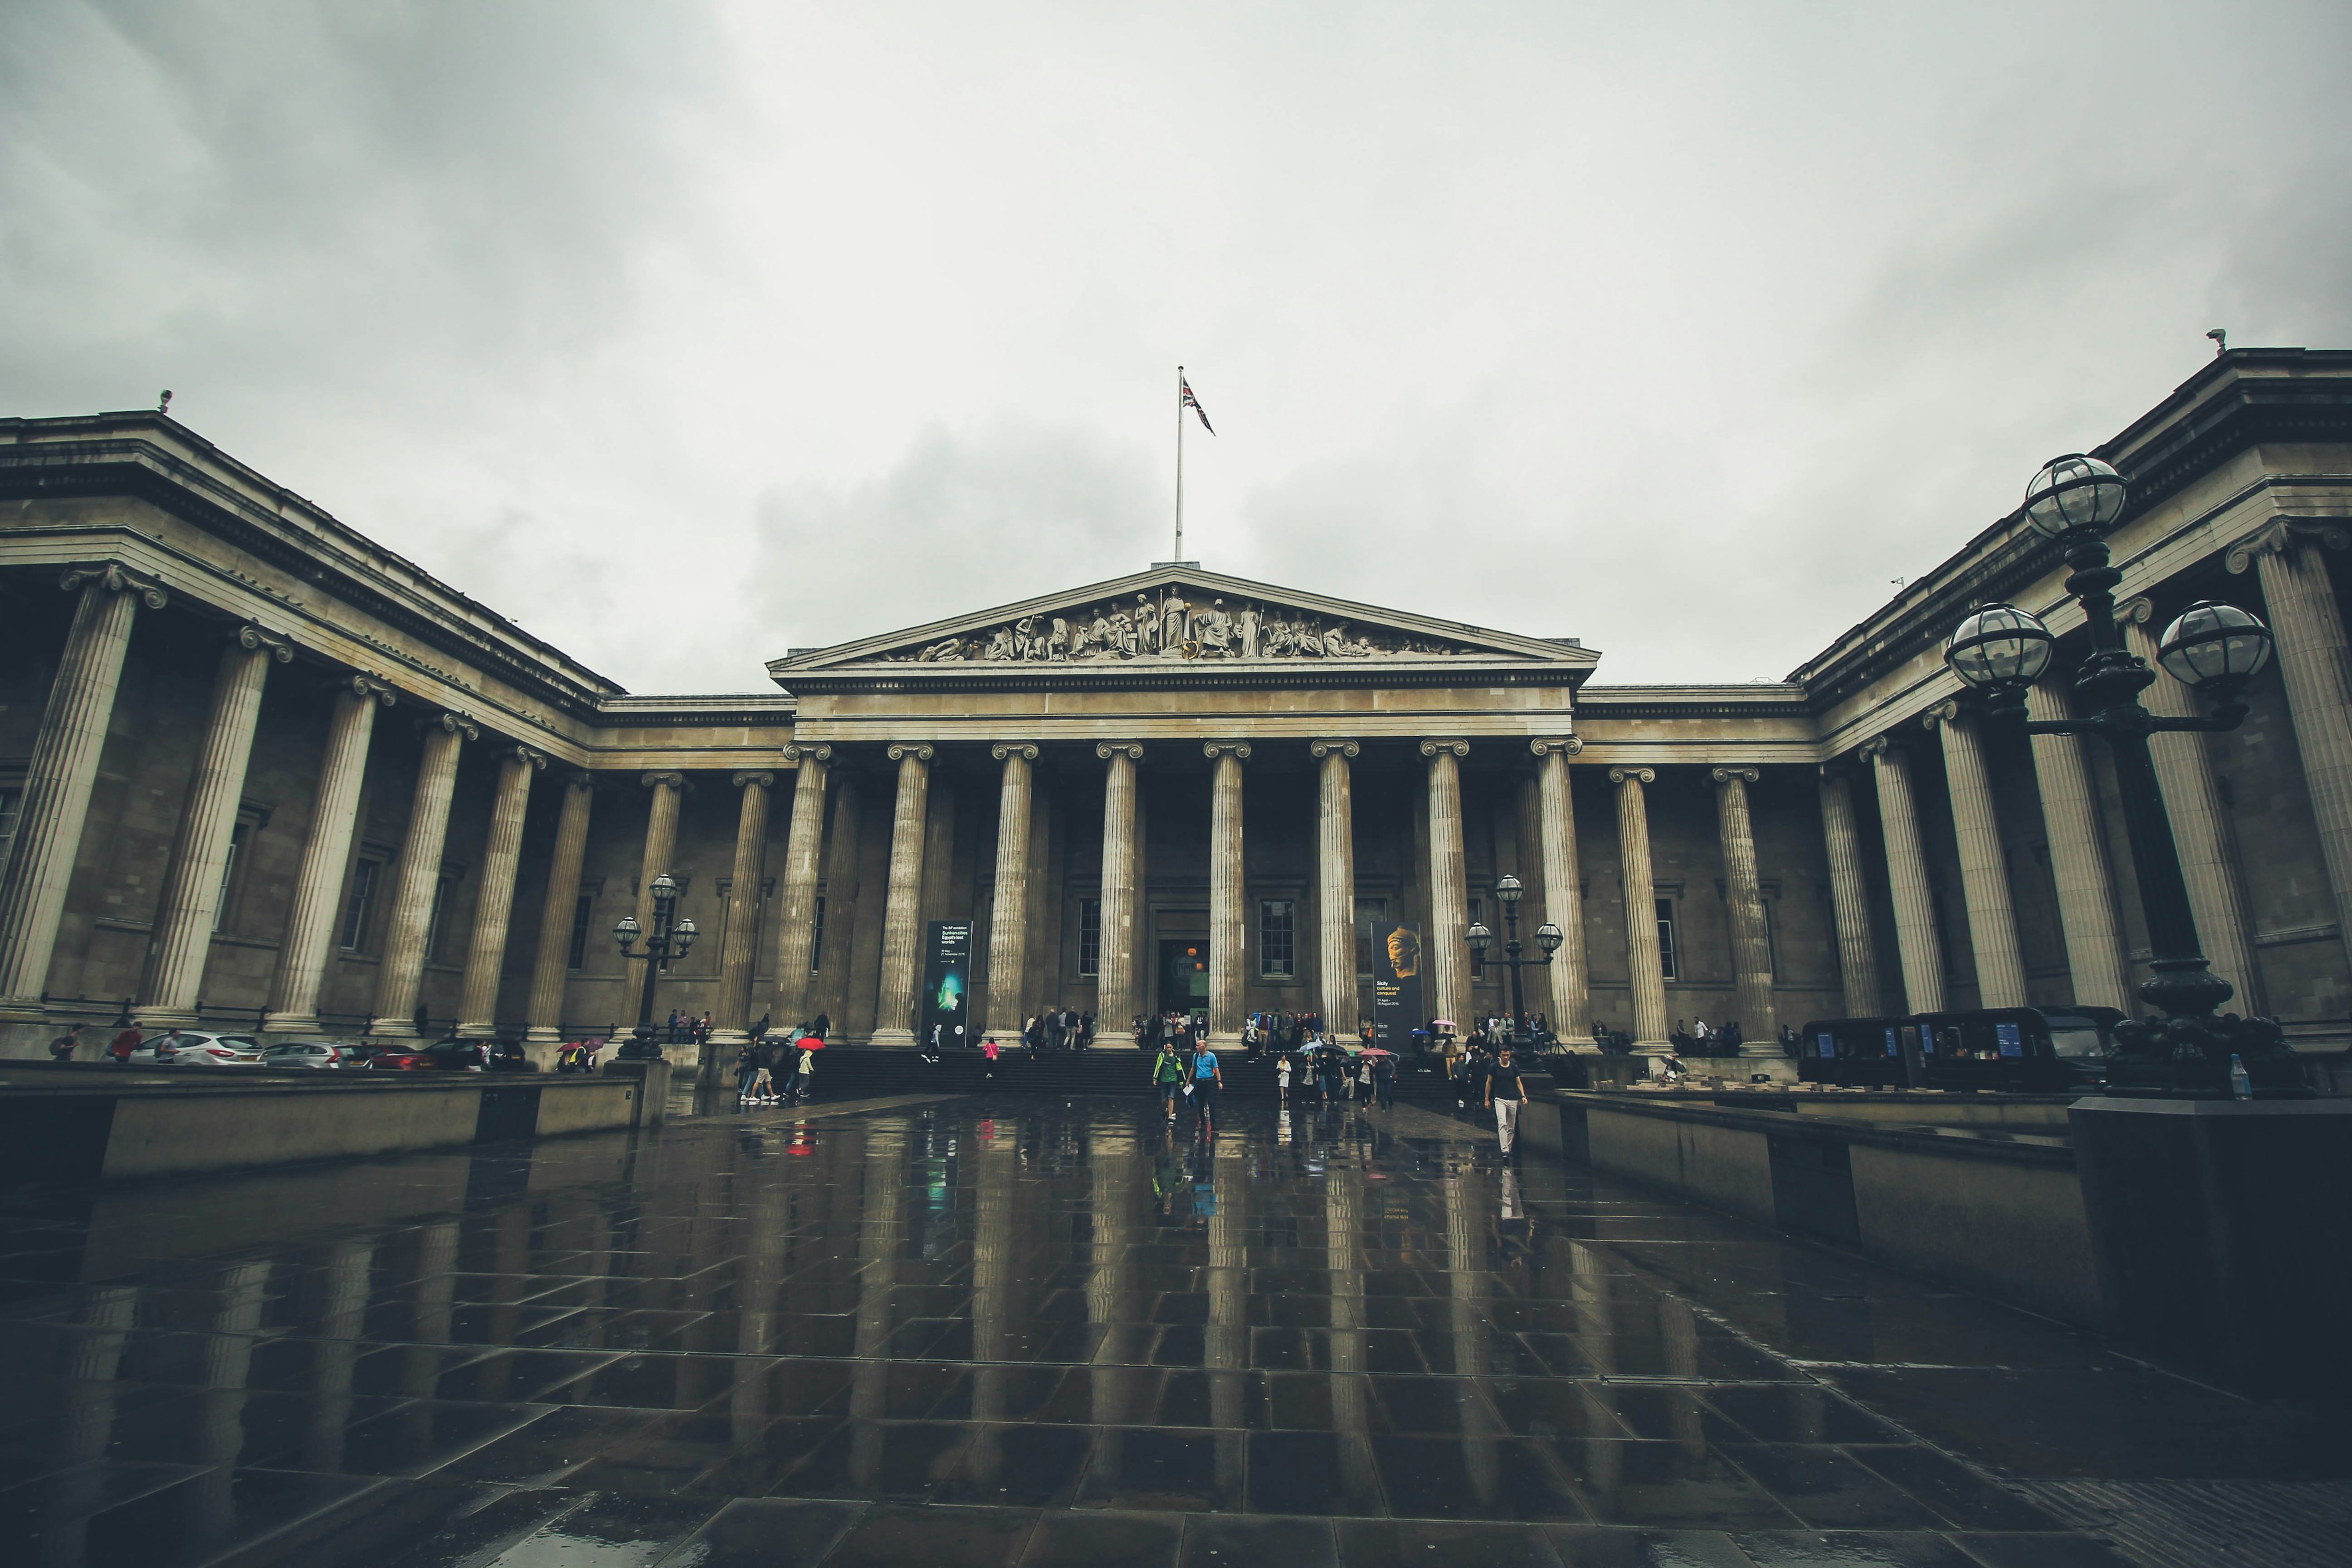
[882,590,1472,664]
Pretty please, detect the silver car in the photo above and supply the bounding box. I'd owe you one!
[259,1038,361,1070]
[126,1032,267,1066]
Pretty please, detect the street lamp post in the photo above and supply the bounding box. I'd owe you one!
[612,872,699,1062]
[1464,874,1565,1046]
[1943,454,2304,1098]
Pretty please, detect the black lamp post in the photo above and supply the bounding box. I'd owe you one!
[612,872,698,1062]
[1464,874,1564,1046]
[1943,454,2303,1098]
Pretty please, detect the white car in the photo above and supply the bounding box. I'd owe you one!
[126,1032,266,1066]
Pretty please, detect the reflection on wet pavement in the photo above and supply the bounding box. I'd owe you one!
[2,1094,2347,1567]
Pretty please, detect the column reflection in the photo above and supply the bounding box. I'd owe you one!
[305,1239,374,1474]
[848,1126,908,1490]
[1444,1162,1499,1506]
[1325,1166,1378,1506]
[189,1258,272,1549]
[1209,1141,1248,1496]
[1089,1128,1140,1474]
[43,1284,139,1568]
[1568,1239,1623,1501]
[963,1123,1019,1488]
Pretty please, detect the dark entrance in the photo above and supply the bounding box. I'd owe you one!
[1158,937,1210,1022]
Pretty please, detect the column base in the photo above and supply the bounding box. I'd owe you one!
[708,1027,751,1048]
[1736,1043,1784,1059]
[454,1021,498,1039]
[128,1005,199,1030]
[524,1025,563,1044]
[368,1019,421,1039]
[262,1013,322,1036]
[868,1028,917,1048]
[1207,1031,1244,1052]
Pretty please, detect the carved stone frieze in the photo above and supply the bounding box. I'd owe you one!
[884,587,1479,666]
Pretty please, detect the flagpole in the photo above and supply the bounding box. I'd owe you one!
[1173,363,1185,563]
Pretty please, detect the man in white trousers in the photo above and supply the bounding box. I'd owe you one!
[1487,1046,1525,1156]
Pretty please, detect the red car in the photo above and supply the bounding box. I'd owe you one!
[359,1039,536,1072]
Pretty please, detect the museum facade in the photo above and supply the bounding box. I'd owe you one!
[3,348,2350,1066]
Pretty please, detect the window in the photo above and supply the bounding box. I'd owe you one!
[339,859,381,951]
[214,823,248,931]
[1468,897,1485,979]
[1259,899,1296,979]
[423,876,457,963]
[1076,898,1102,978]
[566,892,595,969]
[809,893,826,973]
[1353,897,1388,975]
[0,784,20,884]
[1656,897,1679,981]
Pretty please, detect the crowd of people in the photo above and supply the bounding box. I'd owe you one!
[734,1020,826,1106]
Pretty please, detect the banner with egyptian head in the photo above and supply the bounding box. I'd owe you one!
[1372,920,1424,1049]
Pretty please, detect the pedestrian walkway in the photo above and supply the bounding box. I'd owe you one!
[1,1096,2345,1566]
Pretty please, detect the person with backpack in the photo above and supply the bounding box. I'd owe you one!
[1189,1043,1223,1134]
[49,1024,83,1063]
[734,1040,761,1103]
[1373,1051,1396,1110]
[1153,1042,1186,1120]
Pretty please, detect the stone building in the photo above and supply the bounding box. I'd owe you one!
[3,348,2349,1066]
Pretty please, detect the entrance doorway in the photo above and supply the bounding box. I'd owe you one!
[1158,938,1210,1023]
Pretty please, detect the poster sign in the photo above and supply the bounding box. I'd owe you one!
[1371,920,1424,1050]
[923,922,971,1050]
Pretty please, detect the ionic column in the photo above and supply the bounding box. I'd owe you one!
[1816,766,1882,1018]
[870,743,933,1046]
[1609,767,1668,1053]
[1924,700,2026,1009]
[1096,744,1143,1029]
[0,565,165,1016]
[1862,735,1945,1014]
[1710,766,1778,1052]
[134,626,292,1026]
[2023,682,2130,1012]
[2120,596,2260,1007]
[1531,739,1590,1042]
[1311,740,1359,1033]
[715,766,781,1048]
[985,743,1040,1039]
[764,745,832,1032]
[1421,739,1472,1032]
[266,676,395,1033]
[631,771,687,939]
[2228,518,2352,977]
[813,771,864,1026]
[454,745,545,1037]
[368,713,477,1036]
[523,773,596,1044]
[1205,741,1250,1048]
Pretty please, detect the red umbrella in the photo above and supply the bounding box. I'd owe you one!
[795,1033,826,1050]
[1358,1048,1395,1058]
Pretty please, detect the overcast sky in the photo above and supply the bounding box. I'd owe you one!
[5,2,2347,694]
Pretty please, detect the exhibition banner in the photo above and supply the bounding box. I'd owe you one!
[1371,920,1424,1049]
[924,921,972,1049]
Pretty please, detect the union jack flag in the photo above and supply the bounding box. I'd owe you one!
[1181,373,1215,435]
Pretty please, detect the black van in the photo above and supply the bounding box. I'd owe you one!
[1794,1017,1914,1087]
[1910,1006,2123,1092]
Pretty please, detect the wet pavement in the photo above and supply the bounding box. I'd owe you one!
[3,1092,2349,1567]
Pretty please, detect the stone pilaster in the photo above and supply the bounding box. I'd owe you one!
[1529,739,1590,1042]
[1710,765,1778,1052]
[454,745,544,1037]
[1609,767,1668,1053]
[763,745,832,1034]
[2119,596,2260,1008]
[0,564,165,1016]
[2228,519,2352,981]
[813,770,863,1029]
[2023,681,2131,1012]
[523,773,596,1043]
[985,743,1039,1039]
[715,766,781,1048]
[1863,735,1945,1014]
[1312,740,1359,1034]
[870,743,933,1046]
[266,674,396,1033]
[1421,739,1472,1036]
[1205,742,1250,1048]
[631,771,687,938]
[134,626,292,1025]
[1924,700,2026,1009]
[1815,766,1882,1019]
[369,712,478,1036]
[1096,743,1143,1030]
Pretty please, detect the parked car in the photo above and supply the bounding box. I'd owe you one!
[359,1038,537,1072]
[127,1032,266,1067]
[258,1038,364,1070]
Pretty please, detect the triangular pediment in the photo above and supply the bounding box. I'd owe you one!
[767,566,1597,682]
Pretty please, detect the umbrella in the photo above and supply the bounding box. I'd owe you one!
[795,1033,826,1050]
[1357,1048,1395,1058]
[1429,1019,1458,1030]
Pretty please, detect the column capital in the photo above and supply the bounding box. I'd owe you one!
[782,741,832,763]
[886,742,935,763]
[504,744,549,771]
[640,768,688,789]
[342,673,398,706]
[1710,765,1761,785]
[561,769,596,793]
[732,769,776,789]
[233,624,295,664]
[991,742,1040,761]
[1920,698,1963,730]
[58,561,167,609]
[1607,765,1654,786]
[1096,741,1145,762]
[2116,594,2159,627]
[1418,737,1469,758]
[1309,738,1359,759]
[1203,740,1252,761]
[2224,516,2352,575]
[424,711,480,741]
[1858,732,1902,761]
[1529,736,1583,758]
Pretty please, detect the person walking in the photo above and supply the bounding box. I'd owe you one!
[108,1022,142,1064]
[1189,1042,1223,1134]
[1154,1042,1186,1120]
[983,1036,1001,1079]
[747,1043,777,1104]
[734,1040,760,1102]
[1488,1045,1526,1156]
[49,1023,84,1063]
[1276,1051,1292,1103]
[791,1040,818,1102]
[1373,1051,1395,1110]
